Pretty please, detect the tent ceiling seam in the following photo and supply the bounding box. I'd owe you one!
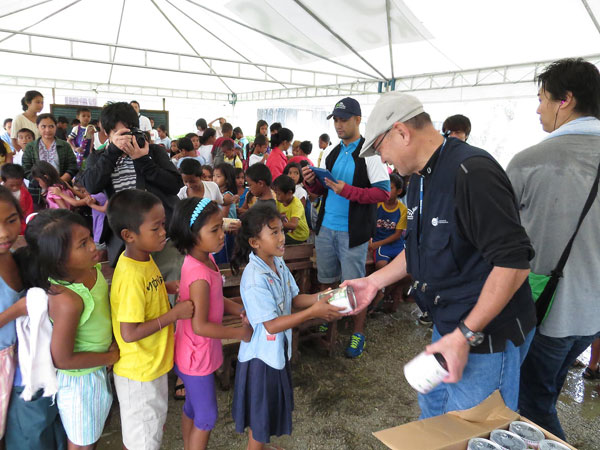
[0,0,54,20]
[108,0,127,85]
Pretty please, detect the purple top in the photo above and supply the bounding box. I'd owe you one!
[91,192,107,243]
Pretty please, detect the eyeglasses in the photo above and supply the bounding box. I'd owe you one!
[372,127,392,154]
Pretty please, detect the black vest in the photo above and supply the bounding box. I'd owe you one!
[405,138,532,336]
[315,137,377,248]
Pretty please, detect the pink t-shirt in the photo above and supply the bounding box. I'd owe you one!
[45,184,74,210]
[174,254,224,376]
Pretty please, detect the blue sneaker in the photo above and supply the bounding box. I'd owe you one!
[345,333,366,358]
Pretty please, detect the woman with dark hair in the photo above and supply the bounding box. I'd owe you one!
[11,90,44,152]
[266,127,293,180]
[22,113,78,183]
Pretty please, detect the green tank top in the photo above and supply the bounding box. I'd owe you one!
[50,264,112,376]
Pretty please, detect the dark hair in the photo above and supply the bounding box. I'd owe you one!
[231,204,281,274]
[319,133,331,145]
[17,128,35,139]
[254,134,268,147]
[442,114,471,138]
[283,162,303,184]
[537,58,600,118]
[270,122,282,133]
[21,90,43,112]
[272,174,295,194]
[389,173,404,191]
[129,100,140,107]
[199,128,216,145]
[221,139,234,151]
[76,107,91,116]
[3,118,12,127]
[0,185,22,220]
[1,163,25,181]
[36,113,57,126]
[178,137,194,152]
[201,165,214,177]
[71,118,80,126]
[169,198,221,254]
[255,120,268,137]
[404,112,432,130]
[234,167,245,178]
[221,122,233,134]
[179,158,203,177]
[245,163,272,186]
[214,163,237,193]
[157,124,167,133]
[196,118,207,130]
[107,189,162,237]
[23,209,89,291]
[101,102,139,135]
[31,161,66,189]
[57,116,68,125]
[233,126,243,137]
[299,140,313,155]
[270,128,293,148]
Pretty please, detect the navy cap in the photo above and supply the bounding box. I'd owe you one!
[327,97,361,120]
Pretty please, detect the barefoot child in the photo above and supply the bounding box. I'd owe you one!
[230,205,343,449]
[107,189,194,450]
[169,197,253,449]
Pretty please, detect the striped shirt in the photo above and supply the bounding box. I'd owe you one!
[111,155,137,192]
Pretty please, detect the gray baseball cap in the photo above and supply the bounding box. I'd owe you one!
[360,92,424,158]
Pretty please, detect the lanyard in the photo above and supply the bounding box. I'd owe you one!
[417,138,447,242]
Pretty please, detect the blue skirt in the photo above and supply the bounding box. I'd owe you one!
[232,344,293,444]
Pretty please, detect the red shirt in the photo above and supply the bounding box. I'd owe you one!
[266,147,288,181]
[19,184,34,235]
[288,155,314,166]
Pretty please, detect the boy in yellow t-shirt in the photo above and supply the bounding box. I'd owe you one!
[107,189,193,450]
[274,174,309,244]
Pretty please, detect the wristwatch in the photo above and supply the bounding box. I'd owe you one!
[458,321,485,347]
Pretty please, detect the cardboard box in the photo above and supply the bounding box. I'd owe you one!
[373,390,577,450]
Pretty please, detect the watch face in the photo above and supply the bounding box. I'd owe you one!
[470,333,484,346]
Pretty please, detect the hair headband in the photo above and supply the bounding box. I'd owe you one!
[190,198,211,227]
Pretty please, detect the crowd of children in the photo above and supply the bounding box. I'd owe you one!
[0,97,409,450]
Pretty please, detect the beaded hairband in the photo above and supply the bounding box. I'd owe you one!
[190,198,211,227]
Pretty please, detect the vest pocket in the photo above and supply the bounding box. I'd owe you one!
[422,231,460,278]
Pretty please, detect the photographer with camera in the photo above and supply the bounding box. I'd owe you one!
[81,101,183,264]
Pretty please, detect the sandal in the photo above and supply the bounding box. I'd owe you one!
[582,366,600,380]
[174,383,186,400]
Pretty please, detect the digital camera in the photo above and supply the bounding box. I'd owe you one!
[124,127,147,148]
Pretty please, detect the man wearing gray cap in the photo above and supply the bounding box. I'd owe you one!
[342,92,536,417]
[303,97,390,358]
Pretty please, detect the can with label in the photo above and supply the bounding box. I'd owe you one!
[222,217,241,232]
[403,351,448,394]
[490,429,527,450]
[539,440,571,450]
[467,438,503,450]
[318,286,356,313]
[508,421,545,449]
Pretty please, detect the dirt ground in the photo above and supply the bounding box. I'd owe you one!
[98,303,600,450]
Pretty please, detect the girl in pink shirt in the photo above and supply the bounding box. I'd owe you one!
[170,197,252,449]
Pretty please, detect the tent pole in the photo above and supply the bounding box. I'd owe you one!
[108,0,127,85]
[385,0,395,83]
[581,0,600,35]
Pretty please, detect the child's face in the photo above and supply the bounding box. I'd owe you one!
[251,218,285,258]
[191,136,200,150]
[27,95,44,113]
[65,224,99,272]
[247,178,265,197]
[182,174,202,192]
[0,198,21,254]
[77,112,91,127]
[223,147,235,159]
[75,185,89,196]
[236,172,245,189]
[274,188,294,206]
[255,144,266,155]
[158,129,166,139]
[2,177,23,193]
[128,203,167,253]
[287,167,300,185]
[292,146,302,157]
[201,169,212,182]
[35,177,48,190]
[196,211,225,254]
[259,125,268,136]
[319,139,327,150]
[389,184,398,199]
[170,141,178,152]
[213,169,226,188]
[17,132,34,148]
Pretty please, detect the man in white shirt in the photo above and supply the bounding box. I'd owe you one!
[129,100,152,132]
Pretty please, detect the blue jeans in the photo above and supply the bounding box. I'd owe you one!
[419,326,534,419]
[315,226,368,284]
[518,330,600,440]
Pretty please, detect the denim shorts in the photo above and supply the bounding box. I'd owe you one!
[315,226,369,284]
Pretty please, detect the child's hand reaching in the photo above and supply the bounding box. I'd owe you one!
[309,293,344,321]
[173,300,194,320]
[240,324,253,343]
[240,310,250,326]
[165,280,180,295]
[48,186,61,196]
[107,340,120,366]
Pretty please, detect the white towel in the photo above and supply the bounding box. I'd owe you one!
[15,288,58,401]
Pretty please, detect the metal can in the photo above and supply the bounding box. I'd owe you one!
[539,439,571,450]
[318,286,356,313]
[508,421,545,449]
[222,217,241,232]
[467,438,503,450]
[403,351,448,394]
[490,429,527,450]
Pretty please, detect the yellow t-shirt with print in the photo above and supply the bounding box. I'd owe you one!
[277,196,309,242]
[224,155,243,169]
[110,253,174,382]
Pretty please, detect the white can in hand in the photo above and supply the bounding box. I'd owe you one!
[403,351,448,394]
[318,286,356,314]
